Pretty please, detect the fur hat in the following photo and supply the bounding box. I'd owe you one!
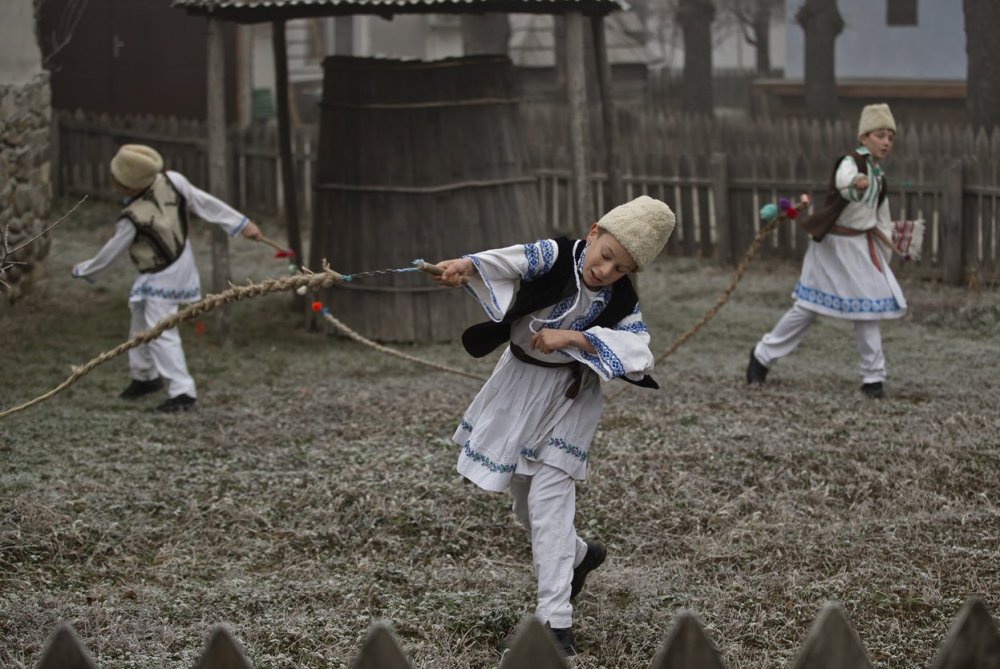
[110,144,163,190]
[596,195,675,271]
[858,103,896,138]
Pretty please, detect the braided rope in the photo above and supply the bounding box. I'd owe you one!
[3,212,793,418]
[321,311,485,382]
[0,268,344,419]
[608,212,791,400]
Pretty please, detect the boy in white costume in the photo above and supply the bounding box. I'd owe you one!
[433,195,675,656]
[72,144,262,412]
[747,103,906,399]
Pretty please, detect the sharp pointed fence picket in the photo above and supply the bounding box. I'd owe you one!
[31,597,1000,669]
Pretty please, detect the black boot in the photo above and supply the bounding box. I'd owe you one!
[155,394,197,413]
[545,623,577,657]
[746,347,769,385]
[861,382,884,399]
[119,377,164,399]
[571,540,606,599]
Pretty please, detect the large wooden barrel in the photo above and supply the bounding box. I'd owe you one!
[310,55,545,342]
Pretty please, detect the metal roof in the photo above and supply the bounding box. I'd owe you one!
[172,0,628,21]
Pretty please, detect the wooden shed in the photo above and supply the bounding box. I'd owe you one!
[175,0,628,342]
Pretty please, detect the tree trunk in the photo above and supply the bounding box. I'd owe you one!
[461,15,509,55]
[753,5,771,74]
[796,0,842,121]
[964,0,1000,131]
[677,0,716,115]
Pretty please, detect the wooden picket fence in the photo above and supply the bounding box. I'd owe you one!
[52,108,1000,285]
[30,596,1000,669]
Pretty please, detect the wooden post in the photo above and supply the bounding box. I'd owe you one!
[207,17,232,340]
[941,158,965,286]
[591,15,622,210]
[272,19,305,303]
[564,11,591,229]
[710,152,732,265]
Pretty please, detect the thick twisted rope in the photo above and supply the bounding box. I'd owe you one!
[3,210,797,417]
[1,268,343,419]
[1,264,485,420]
[608,208,800,400]
[321,311,485,382]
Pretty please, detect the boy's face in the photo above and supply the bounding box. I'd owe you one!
[860,128,895,161]
[582,224,638,289]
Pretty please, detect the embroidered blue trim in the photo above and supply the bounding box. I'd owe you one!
[130,285,200,300]
[464,255,504,321]
[569,287,611,331]
[522,240,555,281]
[459,419,473,433]
[520,437,588,463]
[582,332,626,377]
[550,437,588,462]
[615,319,648,334]
[793,282,902,314]
[462,442,516,473]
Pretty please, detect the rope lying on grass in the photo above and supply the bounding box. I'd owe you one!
[0,264,482,420]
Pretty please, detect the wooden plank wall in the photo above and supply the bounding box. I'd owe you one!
[52,110,1000,285]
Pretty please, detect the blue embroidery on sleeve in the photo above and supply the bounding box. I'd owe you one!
[522,240,556,281]
[582,332,626,377]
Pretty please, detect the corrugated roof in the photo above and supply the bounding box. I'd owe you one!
[172,0,628,21]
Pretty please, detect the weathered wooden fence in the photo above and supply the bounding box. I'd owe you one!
[30,597,1000,669]
[52,109,1000,285]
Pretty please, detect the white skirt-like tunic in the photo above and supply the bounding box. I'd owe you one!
[793,234,907,321]
[792,149,907,321]
[452,239,655,493]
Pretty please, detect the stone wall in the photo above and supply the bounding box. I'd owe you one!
[0,72,52,308]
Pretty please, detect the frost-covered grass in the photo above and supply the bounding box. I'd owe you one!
[2,200,999,668]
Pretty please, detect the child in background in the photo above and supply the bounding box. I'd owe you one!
[746,103,907,399]
[72,144,262,412]
[433,195,675,656]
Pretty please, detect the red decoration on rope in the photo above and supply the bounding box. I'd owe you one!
[274,249,295,258]
[785,207,798,220]
[311,301,323,312]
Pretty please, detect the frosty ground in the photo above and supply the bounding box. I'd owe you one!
[1,201,999,668]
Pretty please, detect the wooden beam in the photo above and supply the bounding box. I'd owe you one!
[564,11,591,228]
[591,14,622,211]
[207,16,232,339]
[272,19,306,298]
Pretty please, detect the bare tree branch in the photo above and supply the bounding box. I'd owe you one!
[38,0,90,69]
[0,196,87,290]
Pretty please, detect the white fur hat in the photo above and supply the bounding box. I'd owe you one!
[858,103,896,138]
[596,195,675,271]
[110,144,163,190]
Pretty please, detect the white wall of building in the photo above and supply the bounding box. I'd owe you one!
[784,0,965,80]
[0,0,44,84]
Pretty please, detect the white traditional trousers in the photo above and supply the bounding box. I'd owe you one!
[509,464,590,629]
[127,300,197,398]
[754,303,886,384]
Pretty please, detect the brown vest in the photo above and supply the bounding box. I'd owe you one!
[121,173,189,273]
[799,152,887,242]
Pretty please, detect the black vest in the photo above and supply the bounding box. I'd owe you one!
[461,238,658,389]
